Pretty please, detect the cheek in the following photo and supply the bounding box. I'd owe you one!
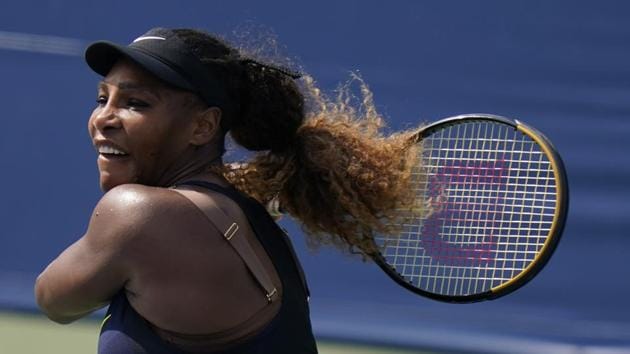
[134,140,162,166]
[128,126,176,172]
[134,114,191,159]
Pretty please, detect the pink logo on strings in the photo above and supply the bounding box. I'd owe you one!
[420,158,508,266]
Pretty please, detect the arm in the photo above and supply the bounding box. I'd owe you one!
[34,185,150,323]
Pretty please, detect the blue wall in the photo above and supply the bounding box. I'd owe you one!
[1,1,629,352]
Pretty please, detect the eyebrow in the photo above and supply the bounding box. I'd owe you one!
[98,80,163,101]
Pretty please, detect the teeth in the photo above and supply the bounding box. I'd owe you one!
[98,145,127,155]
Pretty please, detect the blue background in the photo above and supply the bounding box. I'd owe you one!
[0,1,629,353]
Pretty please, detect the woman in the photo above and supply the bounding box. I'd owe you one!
[35,27,417,353]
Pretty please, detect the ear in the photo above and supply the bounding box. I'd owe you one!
[189,107,222,146]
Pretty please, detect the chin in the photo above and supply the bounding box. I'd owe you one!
[100,180,120,192]
[99,173,132,192]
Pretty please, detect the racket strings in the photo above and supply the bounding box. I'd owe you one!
[376,121,557,296]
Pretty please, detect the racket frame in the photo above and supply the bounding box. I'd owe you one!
[372,113,569,303]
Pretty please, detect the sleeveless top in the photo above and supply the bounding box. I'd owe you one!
[98,181,318,354]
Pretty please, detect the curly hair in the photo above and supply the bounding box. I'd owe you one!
[173,29,420,255]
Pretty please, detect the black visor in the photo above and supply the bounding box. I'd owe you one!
[85,28,226,108]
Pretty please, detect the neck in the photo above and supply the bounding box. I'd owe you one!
[155,144,226,187]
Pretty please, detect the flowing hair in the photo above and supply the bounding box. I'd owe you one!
[175,28,420,255]
[224,75,419,254]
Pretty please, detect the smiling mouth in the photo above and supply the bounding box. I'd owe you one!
[97,145,129,158]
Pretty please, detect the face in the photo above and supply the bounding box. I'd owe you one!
[89,59,202,191]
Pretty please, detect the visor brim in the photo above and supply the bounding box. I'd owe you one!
[84,41,195,91]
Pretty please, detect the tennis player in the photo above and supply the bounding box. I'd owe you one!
[34,27,416,353]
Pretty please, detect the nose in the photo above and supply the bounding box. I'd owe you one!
[90,102,122,133]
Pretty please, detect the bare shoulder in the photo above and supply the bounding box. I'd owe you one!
[94,183,180,215]
[86,184,188,247]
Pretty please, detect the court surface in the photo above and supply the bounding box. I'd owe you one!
[0,311,439,354]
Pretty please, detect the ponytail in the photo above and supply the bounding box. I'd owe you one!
[227,76,419,254]
[174,28,418,254]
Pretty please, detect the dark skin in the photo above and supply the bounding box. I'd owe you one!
[34,59,281,338]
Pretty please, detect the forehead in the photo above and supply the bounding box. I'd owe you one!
[100,59,167,92]
[98,59,205,109]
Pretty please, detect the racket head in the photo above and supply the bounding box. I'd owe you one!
[374,113,568,303]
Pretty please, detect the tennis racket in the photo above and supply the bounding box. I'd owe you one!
[373,113,568,303]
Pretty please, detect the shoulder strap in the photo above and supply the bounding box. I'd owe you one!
[170,185,279,303]
[180,180,311,301]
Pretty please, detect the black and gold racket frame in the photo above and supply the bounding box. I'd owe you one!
[372,113,569,303]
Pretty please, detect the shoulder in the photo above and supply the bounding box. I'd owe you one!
[86,184,187,247]
[94,184,178,216]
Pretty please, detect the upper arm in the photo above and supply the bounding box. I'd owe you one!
[35,184,155,323]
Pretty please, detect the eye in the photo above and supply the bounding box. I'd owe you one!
[96,95,107,106]
[127,99,150,110]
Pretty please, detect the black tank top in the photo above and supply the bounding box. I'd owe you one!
[98,181,318,353]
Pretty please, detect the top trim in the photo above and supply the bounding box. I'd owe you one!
[132,36,166,43]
